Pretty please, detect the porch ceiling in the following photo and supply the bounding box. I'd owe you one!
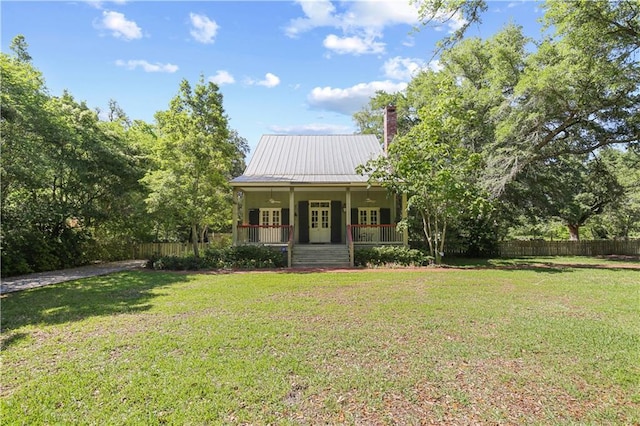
[235,184,385,192]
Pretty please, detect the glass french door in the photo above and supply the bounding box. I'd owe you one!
[358,208,379,242]
[309,201,331,243]
[259,208,281,242]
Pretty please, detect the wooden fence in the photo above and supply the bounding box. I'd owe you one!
[132,234,231,259]
[497,239,640,257]
[132,238,639,260]
[131,242,210,259]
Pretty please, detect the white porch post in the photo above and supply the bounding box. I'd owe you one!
[402,192,408,247]
[346,187,352,233]
[232,189,239,246]
[288,187,294,268]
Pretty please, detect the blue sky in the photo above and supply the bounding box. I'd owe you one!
[2,0,544,153]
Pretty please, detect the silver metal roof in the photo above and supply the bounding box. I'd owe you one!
[231,134,383,185]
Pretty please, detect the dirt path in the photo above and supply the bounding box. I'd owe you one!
[0,260,147,294]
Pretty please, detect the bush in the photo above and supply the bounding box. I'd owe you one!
[148,245,286,271]
[354,246,427,267]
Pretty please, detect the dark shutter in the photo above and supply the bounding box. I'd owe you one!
[380,208,391,225]
[331,201,342,243]
[351,208,359,226]
[281,208,290,243]
[248,209,259,242]
[298,201,309,243]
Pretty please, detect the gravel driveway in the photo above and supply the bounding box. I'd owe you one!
[0,260,147,294]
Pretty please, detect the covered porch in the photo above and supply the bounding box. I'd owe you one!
[231,184,408,267]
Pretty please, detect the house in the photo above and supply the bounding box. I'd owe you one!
[230,106,407,267]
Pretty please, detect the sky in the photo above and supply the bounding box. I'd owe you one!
[2,0,545,154]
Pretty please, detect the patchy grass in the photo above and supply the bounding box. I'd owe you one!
[444,255,640,269]
[2,265,639,424]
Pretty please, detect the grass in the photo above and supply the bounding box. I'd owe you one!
[2,260,639,424]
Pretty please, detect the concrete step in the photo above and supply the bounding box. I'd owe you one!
[292,244,350,267]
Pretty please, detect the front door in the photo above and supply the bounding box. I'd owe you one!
[309,201,331,243]
[259,208,281,243]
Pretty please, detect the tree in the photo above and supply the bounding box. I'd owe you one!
[143,77,245,257]
[1,36,146,275]
[412,0,488,52]
[591,148,640,239]
[360,76,486,264]
[413,0,639,195]
[506,156,624,241]
[353,91,416,144]
[354,2,639,245]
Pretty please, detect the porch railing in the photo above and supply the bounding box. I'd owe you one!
[347,224,355,267]
[237,225,293,245]
[349,224,404,245]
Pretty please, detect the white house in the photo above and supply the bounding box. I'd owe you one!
[230,106,406,267]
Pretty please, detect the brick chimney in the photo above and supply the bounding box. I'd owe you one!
[383,104,397,153]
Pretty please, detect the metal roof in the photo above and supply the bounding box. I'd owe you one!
[231,134,383,185]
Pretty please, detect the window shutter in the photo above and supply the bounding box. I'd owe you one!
[380,208,391,225]
[331,201,342,243]
[351,208,359,226]
[249,209,259,225]
[248,209,259,243]
[298,201,309,243]
[281,208,290,243]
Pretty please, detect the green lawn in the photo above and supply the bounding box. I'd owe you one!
[2,262,639,424]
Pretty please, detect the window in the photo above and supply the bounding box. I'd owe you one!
[260,208,281,226]
[358,208,379,225]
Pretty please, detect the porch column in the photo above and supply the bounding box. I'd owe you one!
[402,192,408,247]
[232,190,239,246]
[288,187,294,268]
[346,187,352,230]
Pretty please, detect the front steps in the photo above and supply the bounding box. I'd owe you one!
[291,244,350,268]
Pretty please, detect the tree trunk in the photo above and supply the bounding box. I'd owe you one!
[191,223,200,258]
[421,211,435,261]
[567,223,580,241]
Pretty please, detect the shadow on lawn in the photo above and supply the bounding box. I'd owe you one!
[0,271,189,347]
[443,256,640,272]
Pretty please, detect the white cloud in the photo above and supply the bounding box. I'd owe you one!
[382,57,443,80]
[115,59,178,73]
[286,0,419,37]
[96,10,142,40]
[189,13,218,44]
[85,0,127,10]
[308,80,407,115]
[209,70,235,85]
[323,34,385,55]
[268,123,352,135]
[247,73,281,88]
[285,0,427,56]
[382,56,424,81]
[343,0,421,29]
[285,0,339,37]
[285,0,467,55]
[402,36,416,47]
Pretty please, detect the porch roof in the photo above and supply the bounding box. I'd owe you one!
[231,134,383,186]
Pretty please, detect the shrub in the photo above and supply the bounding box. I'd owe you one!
[354,246,427,267]
[148,245,286,271]
[147,254,203,271]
